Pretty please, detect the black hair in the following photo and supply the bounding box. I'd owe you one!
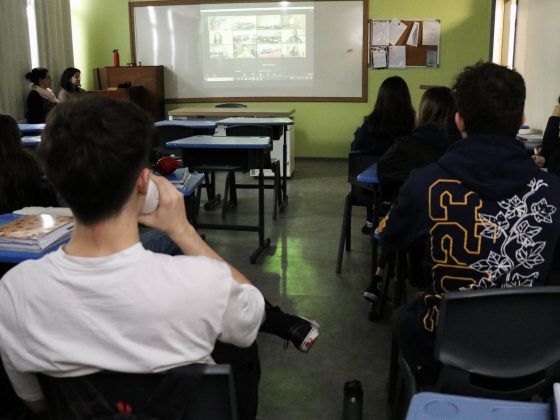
[0,114,51,213]
[417,86,456,132]
[364,76,415,139]
[59,67,81,91]
[39,96,154,225]
[452,61,525,137]
[25,68,49,85]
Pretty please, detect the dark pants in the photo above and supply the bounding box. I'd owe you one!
[391,302,441,386]
[212,341,261,420]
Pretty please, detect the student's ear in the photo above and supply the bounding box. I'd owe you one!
[455,112,467,138]
[522,112,526,127]
[137,168,151,195]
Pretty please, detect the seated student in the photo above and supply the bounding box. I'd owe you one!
[531,99,560,172]
[380,62,560,384]
[57,67,86,103]
[0,114,57,214]
[351,76,415,234]
[25,68,58,123]
[0,97,267,419]
[363,86,460,302]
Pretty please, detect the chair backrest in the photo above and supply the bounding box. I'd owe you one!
[225,124,273,138]
[225,124,274,168]
[434,287,560,400]
[215,103,247,108]
[38,363,238,420]
[153,124,194,162]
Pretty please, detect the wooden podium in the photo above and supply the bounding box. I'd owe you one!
[93,66,164,120]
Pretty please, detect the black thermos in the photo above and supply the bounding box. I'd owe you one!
[342,380,363,420]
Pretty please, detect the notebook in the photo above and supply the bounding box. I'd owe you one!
[0,214,74,252]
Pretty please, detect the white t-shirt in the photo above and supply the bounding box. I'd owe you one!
[0,243,264,402]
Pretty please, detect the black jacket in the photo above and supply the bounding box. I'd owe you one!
[380,135,560,334]
[377,123,459,200]
[26,91,56,124]
[540,116,560,172]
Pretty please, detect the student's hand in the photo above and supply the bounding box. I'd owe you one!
[552,105,560,118]
[138,175,193,239]
[532,154,546,167]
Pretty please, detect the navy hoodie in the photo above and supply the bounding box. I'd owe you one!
[380,134,560,334]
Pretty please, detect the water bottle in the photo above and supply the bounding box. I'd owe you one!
[342,380,363,420]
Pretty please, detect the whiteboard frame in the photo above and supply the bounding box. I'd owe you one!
[129,0,368,103]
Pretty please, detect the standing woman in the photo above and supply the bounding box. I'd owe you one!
[58,67,86,103]
[0,114,57,214]
[351,76,415,234]
[25,67,58,123]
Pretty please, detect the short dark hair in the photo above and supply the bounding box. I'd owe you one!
[452,62,525,137]
[59,67,80,91]
[25,68,49,84]
[38,96,153,225]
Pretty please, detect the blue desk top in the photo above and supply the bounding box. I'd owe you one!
[217,117,294,126]
[155,120,217,129]
[356,163,379,184]
[0,241,64,264]
[21,136,41,148]
[406,392,549,420]
[166,135,271,149]
[19,123,45,133]
[164,170,204,196]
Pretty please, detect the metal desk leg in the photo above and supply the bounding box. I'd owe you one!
[279,125,288,211]
[250,154,271,264]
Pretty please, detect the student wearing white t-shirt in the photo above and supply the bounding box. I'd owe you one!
[0,97,275,419]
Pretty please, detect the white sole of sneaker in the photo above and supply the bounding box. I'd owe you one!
[363,291,379,303]
[299,326,319,353]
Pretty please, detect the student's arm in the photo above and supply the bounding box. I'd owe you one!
[1,362,47,413]
[379,171,426,251]
[377,139,411,195]
[138,176,253,286]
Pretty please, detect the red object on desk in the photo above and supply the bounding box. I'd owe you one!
[154,156,181,175]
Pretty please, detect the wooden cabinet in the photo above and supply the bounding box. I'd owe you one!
[100,66,164,120]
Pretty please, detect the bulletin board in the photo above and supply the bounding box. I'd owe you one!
[368,19,440,69]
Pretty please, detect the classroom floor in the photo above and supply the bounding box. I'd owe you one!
[196,158,392,420]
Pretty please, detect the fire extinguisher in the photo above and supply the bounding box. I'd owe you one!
[113,49,120,67]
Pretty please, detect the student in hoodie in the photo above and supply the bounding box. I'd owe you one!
[351,76,415,234]
[380,62,560,384]
[531,99,560,172]
[362,86,460,302]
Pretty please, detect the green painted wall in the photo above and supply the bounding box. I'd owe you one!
[70,0,492,158]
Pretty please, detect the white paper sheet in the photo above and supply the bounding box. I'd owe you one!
[406,21,419,47]
[389,19,407,45]
[422,21,440,46]
[388,45,406,68]
[371,21,389,46]
[371,46,387,68]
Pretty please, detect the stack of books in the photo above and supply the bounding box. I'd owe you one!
[0,213,74,252]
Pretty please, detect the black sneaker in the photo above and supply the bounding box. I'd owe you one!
[363,275,383,303]
[361,223,374,235]
[284,317,320,353]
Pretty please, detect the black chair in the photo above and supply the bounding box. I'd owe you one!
[154,123,225,210]
[215,103,247,108]
[389,287,560,420]
[38,364,238,420]
[336,150,380,273]
[153,124,194,161]
[224,124,282,220]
